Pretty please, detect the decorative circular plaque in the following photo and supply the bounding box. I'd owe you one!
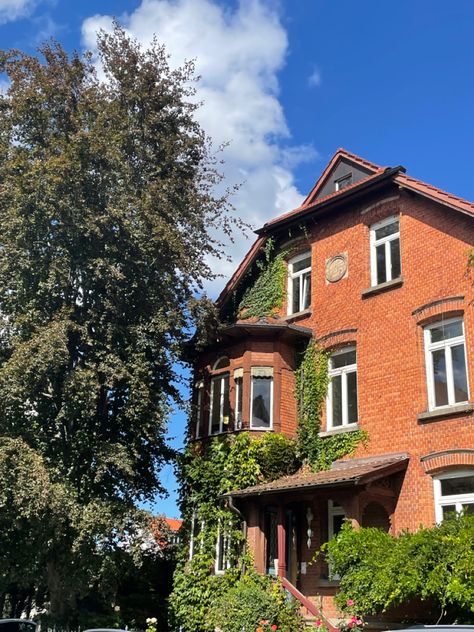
[326,254,347,283]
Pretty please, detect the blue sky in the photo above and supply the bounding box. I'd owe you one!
[2,0,474,517]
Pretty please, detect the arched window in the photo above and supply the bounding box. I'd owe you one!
[213,356,230,370]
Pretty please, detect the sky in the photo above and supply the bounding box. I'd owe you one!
[1,0,474,517]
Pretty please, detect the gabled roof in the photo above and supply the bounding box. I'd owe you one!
[217,149,474,309]
[223,452,409,498]
[301,147,386,207]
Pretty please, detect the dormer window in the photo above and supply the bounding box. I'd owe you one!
[335,173,352,191]
[288,252,311,315]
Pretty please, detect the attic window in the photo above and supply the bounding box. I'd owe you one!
[335,173,352,191]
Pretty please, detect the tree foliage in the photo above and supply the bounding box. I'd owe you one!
[322,515,474,622]
[0,25,239,623]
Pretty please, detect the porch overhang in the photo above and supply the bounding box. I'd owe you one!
[222,452,409,499]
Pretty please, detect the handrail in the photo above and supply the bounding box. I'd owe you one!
[280,577,338,632]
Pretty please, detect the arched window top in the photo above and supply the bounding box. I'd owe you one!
[212,356,230,370]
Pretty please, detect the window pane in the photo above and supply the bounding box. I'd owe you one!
[331,375,342,426]
[463,503,474,515]
[347,371,358,424]
[222,375,230,426]
[441,475,474,496]
[292,275,301,313]
[216,531,225,571]
[375,220,399,240]
[235,377,243,426]
[331,350,356,369]
[252,376,271,427]
[451,344,468,403]
[430,320,463,343]
[432,349,449,407]
[442,505,456,519]
[336,174,352,190]
[265,510,278,575]
[390,238,401,279]
[376,243,386,284]
[302,271,311,309]
[211,379,221,433]
[292,256,311,273]
[332,514,345,536]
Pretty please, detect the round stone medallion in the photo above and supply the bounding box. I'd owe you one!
[326,254,347,283]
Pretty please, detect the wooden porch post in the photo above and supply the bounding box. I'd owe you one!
[277,505,286,578]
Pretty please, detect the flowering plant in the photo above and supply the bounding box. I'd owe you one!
[256,621,278,632]
[146,616,158,632]
[338,600,365,632]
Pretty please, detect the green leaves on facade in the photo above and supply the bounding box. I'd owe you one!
[238,239,287,319]
[295,342,367,470]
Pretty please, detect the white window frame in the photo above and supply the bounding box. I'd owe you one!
[287,251,312,315]
[189,511,205,560]
[234,375,243,430]
[215,520,231,574]
[194,381,204,439]
[433,469,474,523]
[250,374,273,430]
[208,374,229,435]
[424,317,469,411]
[369,216,400,286]
[327,346,358,429]
[335,173,352,191]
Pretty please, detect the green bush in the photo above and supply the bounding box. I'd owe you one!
[209,572,305,632]
[322,513,474,622]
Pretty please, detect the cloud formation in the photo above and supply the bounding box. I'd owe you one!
[82,0,314,295]
[308,67,321,87]
[0,0,37,24]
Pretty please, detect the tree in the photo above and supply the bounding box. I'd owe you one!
[0,24,238,622]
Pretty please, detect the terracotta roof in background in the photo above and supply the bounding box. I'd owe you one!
[224,452,409,498]
[164,518,183,532]
[301,147,385,208]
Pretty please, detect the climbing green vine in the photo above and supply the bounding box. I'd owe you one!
[169,432,300,632]
[295,341,368,470]
[238,239,287,319]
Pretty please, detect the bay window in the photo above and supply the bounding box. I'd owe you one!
[250,367,273,429]
[209,373,230,435]
[424,318,469,410]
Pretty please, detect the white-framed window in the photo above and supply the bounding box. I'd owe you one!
[194,380,204,439]
[370,216,401,286]
[189,510,205,560]
[209,373,230,435]
[215,520,232,574]
[234,368,243,430]
[335,173,352,191]
[250,367,273,430]
[327,347,358,429]
[424,318,469,410]
[433,470,474,522]
[287,251,311,315]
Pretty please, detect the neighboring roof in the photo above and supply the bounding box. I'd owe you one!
[223,452,409,498]
[164,517,183,532]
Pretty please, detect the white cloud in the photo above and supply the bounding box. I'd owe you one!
[308,67,321,87]
[82,0,317,297]
[0,0,37,24]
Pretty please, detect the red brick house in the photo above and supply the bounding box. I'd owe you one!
[189,149,474,622]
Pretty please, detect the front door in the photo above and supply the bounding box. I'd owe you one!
[285,509,298,585]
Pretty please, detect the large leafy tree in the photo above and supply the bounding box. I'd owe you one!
[0,25,237,621]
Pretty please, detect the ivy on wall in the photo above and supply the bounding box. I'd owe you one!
[238,239,287,319]
[295,341,368,470]
[169,432,300,632]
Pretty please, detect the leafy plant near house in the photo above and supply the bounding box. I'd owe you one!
[169,432,301,632]
[322,514,474,622]
[295,342,368,470]
[237,239,287,319]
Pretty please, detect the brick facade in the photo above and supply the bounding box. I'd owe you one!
[189,149,474,620]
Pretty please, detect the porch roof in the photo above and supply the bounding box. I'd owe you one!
[224,452,409,498]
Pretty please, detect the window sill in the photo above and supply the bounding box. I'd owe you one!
[283,308,312,322]
[417,403,474,423]
[361,276,403,298]
[319,424,360,438]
